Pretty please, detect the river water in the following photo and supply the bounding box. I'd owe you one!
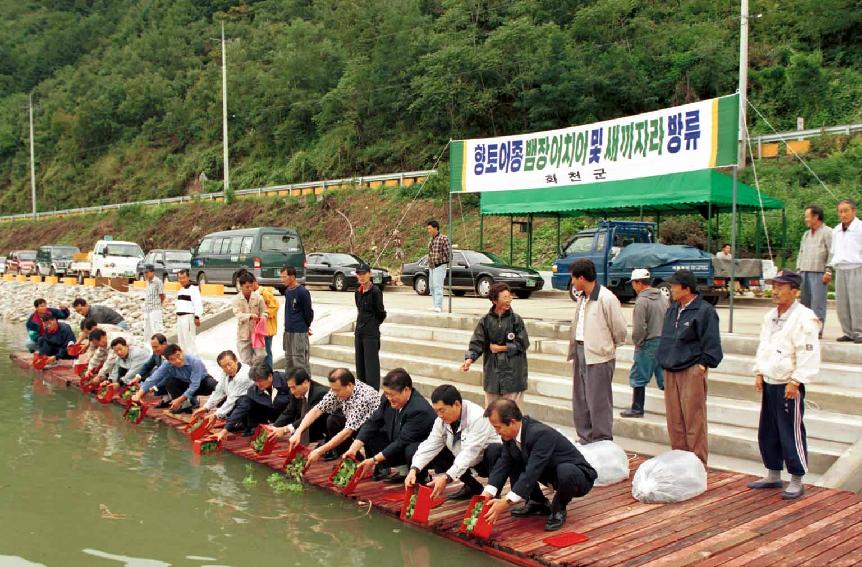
[0,328,505,567]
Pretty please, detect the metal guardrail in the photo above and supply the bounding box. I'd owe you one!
[751,123,862,144]
[0,169,436,222]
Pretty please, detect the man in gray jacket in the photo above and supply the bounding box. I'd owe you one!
[566,259,627,444]
[621,269,669,418]
[797,205,831,335]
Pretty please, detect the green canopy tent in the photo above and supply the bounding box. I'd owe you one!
[476,168,785,266]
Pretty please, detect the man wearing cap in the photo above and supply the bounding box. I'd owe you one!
[142,264,165,342]
[827,199,862,343]
[621,269,669,418]
[657,269,723,465]
[354,263,386,390]
[748,270,819,499]
[566,259,627,444]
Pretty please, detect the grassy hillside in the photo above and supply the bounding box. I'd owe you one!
[1,0,860,214]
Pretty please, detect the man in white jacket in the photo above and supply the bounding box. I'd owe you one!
[749,270,820,500]
[405,384,501,500]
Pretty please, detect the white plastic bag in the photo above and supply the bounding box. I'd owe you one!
[631,450,707,503]
[578,440,629,486]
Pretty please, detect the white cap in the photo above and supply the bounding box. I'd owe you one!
[627,268,651,283]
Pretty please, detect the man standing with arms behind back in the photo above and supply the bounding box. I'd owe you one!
[426,219,450,314]
[281,266,314,375]
[797,205,832,337]
[657,269,723,465]
[142,264,165,342]
[176,269,202,355]
[828,199,862,343]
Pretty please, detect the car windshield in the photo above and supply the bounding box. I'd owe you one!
[19,252,36,260]
[327,253,363,266]
[165,251,192,262]
[53,247,79,258]
[564,235,595,255]
[105,244,144,257]
[462,251,497,265]
[261,233,301,253]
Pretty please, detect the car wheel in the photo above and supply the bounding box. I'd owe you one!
[162,273,169,284]
[656,281,672,301]
[514,290,533,299]
[49,267,55,276]
[452,290,467,297]
[77,273,84,285]
[568,282,579,302]
[334,273,347,292]
[476,276,493,298]
[197,273,207,286]
[413,275,429,296]
[95,270,102,278]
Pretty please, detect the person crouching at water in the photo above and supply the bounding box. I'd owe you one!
[93,337,151,389]
[193,351,254,432]
[286,368,381,467]
[26,298,70,352]
[219,362,291,437]
[132,344,217,414]
[81,322,137,380]
[71,297,128,331]
[269,368,331,446]
[343,368,436,484]
[462,282,529,406]
[35,313,77,367]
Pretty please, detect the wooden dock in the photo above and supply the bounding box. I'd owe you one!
[12,354,862,566]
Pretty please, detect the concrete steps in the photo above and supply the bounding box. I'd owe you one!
[306,309,862,478]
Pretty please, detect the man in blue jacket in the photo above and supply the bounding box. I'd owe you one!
[26,298,70,352]
[36,313,77,365]
[657,270,723,465]
[131,344,217,414]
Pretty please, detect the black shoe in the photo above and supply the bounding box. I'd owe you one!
[511,499,551,517]
[372,467,391,482]
[544,494,567,531]
[155,400,171,409]
[385,472,408,484]
[447,483,483,501]
[241,427,255,437]
[620,408,644,418]
[837,336,854,342]
[169,405,192,415]
[323,450,340,462]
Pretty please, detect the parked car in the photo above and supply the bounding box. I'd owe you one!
[401,249,544,299]
[191,226,306,293]
[68,240,145,282]
[305,252,391,291]
[137,249,192,282]
[35,245,80,276]
[6,250,37,275]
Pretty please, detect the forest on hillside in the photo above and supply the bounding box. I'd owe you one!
[0,0,861,214]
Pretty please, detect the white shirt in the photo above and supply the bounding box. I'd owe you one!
[204,363,253,419]
[752,301,820,385]
[176,283,204,317]
[575,297,587,342]
[410,399,499,480]
[482,424,526,503]
[830,217,862,269]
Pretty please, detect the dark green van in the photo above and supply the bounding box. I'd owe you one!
[191,227,306,292]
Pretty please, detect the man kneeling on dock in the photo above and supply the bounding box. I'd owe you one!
[406,384,502,500]
[132,344,217,414]
[221,362,291,436]
[481,400,597,532]
[192,351,254,431]
[35,313,77,367]
[287,368,381,467]
[270,368,330,445]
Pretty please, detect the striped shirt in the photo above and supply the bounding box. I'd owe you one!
[176,283,203,317]
[144,278,164,313]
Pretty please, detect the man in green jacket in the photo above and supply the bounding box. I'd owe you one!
[462,283,529,406]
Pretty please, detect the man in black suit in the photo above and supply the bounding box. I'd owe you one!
[223,362,292,436]
[482,399,597,532]
[271,368,330,445]
[344,368,436,483]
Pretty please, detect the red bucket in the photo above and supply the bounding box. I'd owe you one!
[459,495,494,539]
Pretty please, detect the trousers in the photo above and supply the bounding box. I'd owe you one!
[664,365,709,465]
[758,383,808,476]
[572,343,615,444]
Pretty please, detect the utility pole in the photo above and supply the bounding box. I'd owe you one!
[737,0,749,168]
[29,93,37,218]
[221,21,232,203]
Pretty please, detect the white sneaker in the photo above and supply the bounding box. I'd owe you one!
[433,307,443,313]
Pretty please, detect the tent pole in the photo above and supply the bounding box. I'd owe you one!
[509,215,514,264]
[656,212,661,240]
[556,215,561,254]
[730,166,738,333]
[707,202,713,253]
[781,209,787,268]
[479,214,484,250]
[447,189,453,314]
[755,212,762,258]
[527,214,533,268]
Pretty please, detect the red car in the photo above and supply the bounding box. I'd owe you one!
[7,250,37,275]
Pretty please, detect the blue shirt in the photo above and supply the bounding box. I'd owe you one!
[140,353,210,400]
[283,285,314,333]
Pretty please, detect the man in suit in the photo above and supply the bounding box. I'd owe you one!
[222,361,292,436]
[482,399,597,532]
[271,368,330,445]
[344,368,436,483]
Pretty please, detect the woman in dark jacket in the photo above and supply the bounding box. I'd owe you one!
[462,283,529,405]
[354,263,386,390]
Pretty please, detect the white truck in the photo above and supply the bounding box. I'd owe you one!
[68,240,145,283]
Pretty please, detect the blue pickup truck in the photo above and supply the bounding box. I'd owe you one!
[551,221,730,305]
